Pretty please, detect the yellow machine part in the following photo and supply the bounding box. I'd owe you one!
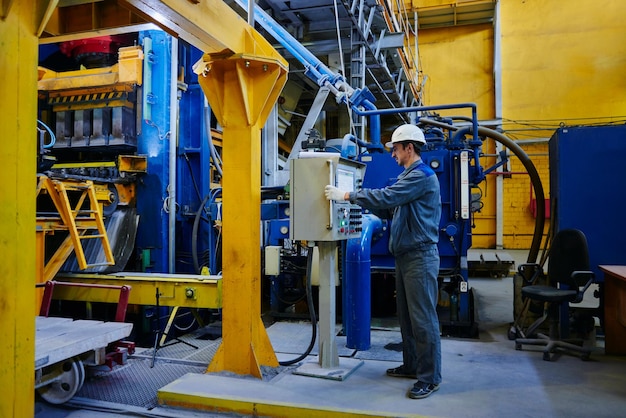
[38,45,143,93]
[36,175,115,283]
[53,272,222,310]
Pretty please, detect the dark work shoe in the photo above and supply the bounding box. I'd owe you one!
[408,381,440,399]
[386,365,416,378]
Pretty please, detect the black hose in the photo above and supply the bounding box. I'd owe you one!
[279,247,317,366]
[192,194,211,274]
[473,126,546,264]
[419,119,546,264]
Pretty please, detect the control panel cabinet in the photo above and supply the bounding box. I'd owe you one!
[290,153,366,241]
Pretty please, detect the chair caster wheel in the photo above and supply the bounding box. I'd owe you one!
[507,327,517,341]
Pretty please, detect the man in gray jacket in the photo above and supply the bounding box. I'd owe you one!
[325,123,442,399]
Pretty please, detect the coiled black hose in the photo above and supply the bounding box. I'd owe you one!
[279,247,317,366]
[420,119,546,264]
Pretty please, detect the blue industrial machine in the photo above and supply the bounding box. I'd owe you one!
[232,0,517,345]
[225,0,545,349]
[36,8,544,352]
[358,114,481,335]
[37,29,219,340]
[38,29,218,277]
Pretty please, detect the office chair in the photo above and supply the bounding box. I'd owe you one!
[515,228,595,361]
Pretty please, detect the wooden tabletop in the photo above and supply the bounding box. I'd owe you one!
[599,265,626,279]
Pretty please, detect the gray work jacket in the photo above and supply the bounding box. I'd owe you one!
[348,159,441,256]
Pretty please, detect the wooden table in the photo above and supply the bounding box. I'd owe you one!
[599,265,626,355]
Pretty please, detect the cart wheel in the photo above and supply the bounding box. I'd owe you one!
[75,357,85,388]
[37,358,84,404]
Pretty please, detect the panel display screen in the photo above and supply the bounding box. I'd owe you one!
[337,168,355,192]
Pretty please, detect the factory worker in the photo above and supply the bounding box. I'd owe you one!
[324,123,442,399]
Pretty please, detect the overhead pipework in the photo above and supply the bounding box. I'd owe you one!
[233,0,383,151]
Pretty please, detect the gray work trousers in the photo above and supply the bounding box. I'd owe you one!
[394,245,442,385]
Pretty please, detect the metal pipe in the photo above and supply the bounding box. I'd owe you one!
[204,98,223,177]
[352,102,480,144]
[168,37,178,274]
[343,214,382,350]
[494,1,504,249]
[234,0,341,87]
[361,99,381,148]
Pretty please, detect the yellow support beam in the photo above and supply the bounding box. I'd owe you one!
[54,273,222,309]
[122,0,264,55]
[1,2,55,417]
[195,51,288,378]
[124,0,289,380]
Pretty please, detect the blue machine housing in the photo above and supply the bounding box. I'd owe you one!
[549,124,626,282]
[357,128,477,334]
[549,124,626,336]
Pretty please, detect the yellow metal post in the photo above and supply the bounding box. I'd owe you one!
[1,1,54,417]
[195,48,287,377]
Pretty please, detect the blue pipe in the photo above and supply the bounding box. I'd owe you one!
[343,214,382,350]
[352,102,480,144]
[38,120,56,148]
[235,0,342,87]
[235,0,383,151]
[362,99,382,150]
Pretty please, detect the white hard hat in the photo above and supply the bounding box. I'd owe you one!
[385,124,426,148]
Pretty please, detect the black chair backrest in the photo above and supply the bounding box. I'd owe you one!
[547,229,590,288]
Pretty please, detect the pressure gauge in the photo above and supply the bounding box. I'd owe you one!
[430,159,441,170]
[280,226,289,235]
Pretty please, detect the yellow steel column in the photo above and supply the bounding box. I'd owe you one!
[196,46,287,378]
[1,1,52,417]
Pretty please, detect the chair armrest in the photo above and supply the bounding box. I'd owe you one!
[570,270,595,303]
[517,263,544,285]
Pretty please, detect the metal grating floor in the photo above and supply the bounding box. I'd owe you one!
[76,326,221,409]
[77,357,206,409]
[73,320,404,410]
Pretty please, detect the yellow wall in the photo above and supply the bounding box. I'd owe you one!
[501,0,626,127]
[417,23,496,247]
[418,23,494,118]
[503,143,550,249]
[409,0,626,249]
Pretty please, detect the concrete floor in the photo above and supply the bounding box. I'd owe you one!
[36,250,626,417]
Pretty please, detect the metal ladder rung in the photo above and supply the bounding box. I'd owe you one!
[75,225,100,230]
[85,262,115,267]
[64,184,91,191]
[79,234,105,239]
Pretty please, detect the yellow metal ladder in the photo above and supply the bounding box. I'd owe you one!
[37,175,115,281]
